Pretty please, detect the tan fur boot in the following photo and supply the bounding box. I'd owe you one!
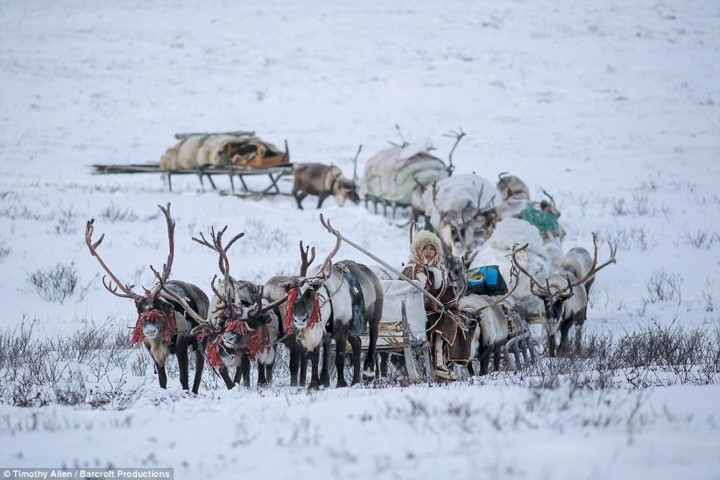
[433,335,455,380]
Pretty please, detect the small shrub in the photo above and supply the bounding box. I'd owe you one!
[99,203,139,223]
[52,207,79,235]
[646,270,683,303]
[599,225,656,251]
[26,262,80,304]
[0,238,9,261]
[679,228,717,249]
[611,198,628,216]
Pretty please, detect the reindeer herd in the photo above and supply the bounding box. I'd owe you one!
[85,164,616,393]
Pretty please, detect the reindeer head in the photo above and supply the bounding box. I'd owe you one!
[85,203,207,346]
[431,182,496,257]
[333,178,361,206]
[287,219,340,332]
[496,173,530,201]
[511,235,617,330]
[204,290,277,366]
[191,226,282,365]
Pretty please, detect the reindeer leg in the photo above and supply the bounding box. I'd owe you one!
[480,348,491,375]
[157,364,168,389]
[362,319,378,382]
[176,340,190,391]
[349,335,363,385]
[265,352,275,385]
[220,367,235,390]
[493,345,501,371]
[192,344,204,394]
[293,189,307,210]
[300,350,308,386]
[379,352,389,378]
[575,324,583,356]
[317,193,328,209]
[257,360,267,386]
[335,338,348,388]
[558,321,573,357]
[320,337,331,388]
[512,344,522,371]
[308,348,321,390]
[240,354,251,387]
[287,340,300,386]
[548,333,558,358]
[232,366,243,386]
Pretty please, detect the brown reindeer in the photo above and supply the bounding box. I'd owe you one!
[511,236,617,356]
[85,203,209,393]
[191,227,281,389]
[292,163,360,210]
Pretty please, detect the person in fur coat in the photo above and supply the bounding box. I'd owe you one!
[402,230,471,380]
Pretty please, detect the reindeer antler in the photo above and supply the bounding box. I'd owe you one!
[193,225,246,319]
[462,185,497,227]
[442,128,465,176]
[510,243,548,296]
[85,219,142,301]
[567,233,618,288]
[299,241,316,276]
[316,214,343,281]
[149,203,176,299]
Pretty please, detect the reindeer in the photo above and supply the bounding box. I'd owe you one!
[190,227,281,389]
[292,163,360,210]
[260,242,316,387]
[493,173,565,252]
[511,235,617,356]
[263,215,383,389]
[84,203,209,393]
[424,174,499,258]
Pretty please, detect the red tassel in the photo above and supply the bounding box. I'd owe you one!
[130,317,144,346]
[284,287,321,333]
[247,325,272,360]
[226,319,249,335]
[205,340,225,368]
[308,295,320,329]
[130,310,176,346]
[248,329,262,356]
[284,288,299,335]
[161,310,176,343]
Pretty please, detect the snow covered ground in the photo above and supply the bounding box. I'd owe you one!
[0,0,718,479]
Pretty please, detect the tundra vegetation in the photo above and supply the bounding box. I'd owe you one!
[0,0,718,476]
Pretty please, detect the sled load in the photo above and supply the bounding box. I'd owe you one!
[160,131,289,170]
[361,138,450,210]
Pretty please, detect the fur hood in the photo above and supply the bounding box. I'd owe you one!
[410,230,443,267]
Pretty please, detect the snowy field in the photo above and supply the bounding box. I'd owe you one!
[0,0,719,479]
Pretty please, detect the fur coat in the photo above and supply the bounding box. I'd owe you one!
[402,230,471,363]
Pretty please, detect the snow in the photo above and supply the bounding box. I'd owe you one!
[1,0,719,479]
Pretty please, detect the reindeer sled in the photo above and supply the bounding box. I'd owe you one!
[92,131,293,196]
[360,129,466,220]
[358,280,435,380]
